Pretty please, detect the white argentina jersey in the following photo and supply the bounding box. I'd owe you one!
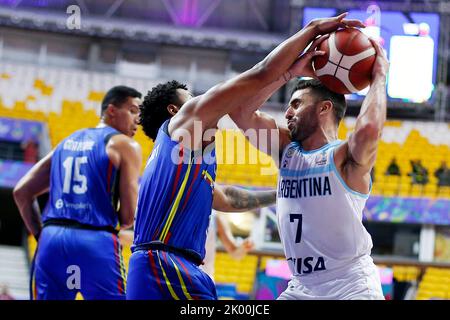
[277,140,373,278]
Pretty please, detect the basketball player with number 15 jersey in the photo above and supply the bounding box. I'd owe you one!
[14,86,142,300]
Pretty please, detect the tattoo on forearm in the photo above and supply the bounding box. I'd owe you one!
[224,187,276,210]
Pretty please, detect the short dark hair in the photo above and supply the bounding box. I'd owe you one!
[101,86,142,115]
[291,79,347,124]
[140,80,188,141]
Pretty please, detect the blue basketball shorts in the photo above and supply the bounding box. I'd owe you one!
[31,225,126,300]
[126,249,217,300]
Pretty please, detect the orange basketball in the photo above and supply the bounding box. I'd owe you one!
[313,28,376,94]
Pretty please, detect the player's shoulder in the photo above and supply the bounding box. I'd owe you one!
[108,134,141,154]
[281,140,299,155]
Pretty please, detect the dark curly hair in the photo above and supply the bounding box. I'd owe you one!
[139,80,188,141]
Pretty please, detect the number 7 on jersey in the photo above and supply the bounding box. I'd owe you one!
[290,214,302,244]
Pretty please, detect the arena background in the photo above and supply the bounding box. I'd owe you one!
[0,0,449,300]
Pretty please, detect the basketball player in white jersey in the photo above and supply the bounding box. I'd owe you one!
[229,16,389,299]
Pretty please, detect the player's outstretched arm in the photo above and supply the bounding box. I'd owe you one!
[334,39,389,190]
[228,35,330,157]
[212,185,276,213]
[107,135,142,229]
[13,151,53,240]
[170,13,364,149]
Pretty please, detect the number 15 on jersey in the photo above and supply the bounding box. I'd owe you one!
[62,156,88,194]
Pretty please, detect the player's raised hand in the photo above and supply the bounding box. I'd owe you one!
[287,34,328,79]
[369,38,389,81]
[308,12,365,36]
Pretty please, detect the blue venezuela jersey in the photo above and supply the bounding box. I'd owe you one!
[43,126,121,229]
[133,120,217,260]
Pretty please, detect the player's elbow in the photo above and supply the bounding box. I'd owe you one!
[13,184,28,205]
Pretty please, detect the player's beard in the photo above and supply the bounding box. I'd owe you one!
[293,110,319,143]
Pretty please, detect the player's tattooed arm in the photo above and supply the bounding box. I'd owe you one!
[212,185,276,212]
[224,186,276,210]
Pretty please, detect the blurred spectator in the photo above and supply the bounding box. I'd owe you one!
[408,160,428,195]
[408,160,428,185]
[21,139,38,163]
[435,161,450,187]
[202,211,254,281]
[385,157,401,176]
[0,284,14,300]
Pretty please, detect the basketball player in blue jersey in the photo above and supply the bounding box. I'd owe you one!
[229,14,390,299]
[126,14,365,300]
[13,86,143,300]
[126,81,277,300]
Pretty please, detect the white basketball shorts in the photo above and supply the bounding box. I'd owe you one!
[277,255,385,300]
